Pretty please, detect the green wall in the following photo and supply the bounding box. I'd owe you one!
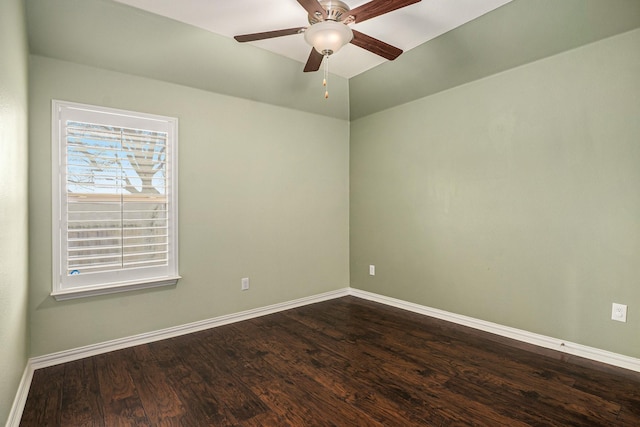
[29,55,350,356]
[351,29,640,358]
[0,0,29,423]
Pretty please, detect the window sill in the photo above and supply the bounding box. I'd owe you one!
[51,276,181,301]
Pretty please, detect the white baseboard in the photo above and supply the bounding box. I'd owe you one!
[5,363,34,427]
[29,287,350,370]
[9,286,640,426]
[349,288,640,373]
[26,287,640,373]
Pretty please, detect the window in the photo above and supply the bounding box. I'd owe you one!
[52,100,179,300]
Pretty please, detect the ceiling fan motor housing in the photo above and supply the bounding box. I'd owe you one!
[308,0,351,24]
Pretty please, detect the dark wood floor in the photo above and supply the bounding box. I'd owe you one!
[20,296,640,426]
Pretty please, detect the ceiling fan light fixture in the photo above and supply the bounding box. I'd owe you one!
[304,20,353,56]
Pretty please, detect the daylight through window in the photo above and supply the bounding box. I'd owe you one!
[52,101,179,299]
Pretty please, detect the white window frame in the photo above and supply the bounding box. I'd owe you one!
[52,100,180,300]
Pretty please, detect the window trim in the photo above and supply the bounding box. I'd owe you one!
[51,100,180,300]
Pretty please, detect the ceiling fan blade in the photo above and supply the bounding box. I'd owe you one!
[351,30,403,60]
[297,0,326,20]
[234,27,305,43]
[303,48,324,72]
[348,0,421,24]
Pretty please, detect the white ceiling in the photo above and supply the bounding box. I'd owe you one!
[114,0,512,79]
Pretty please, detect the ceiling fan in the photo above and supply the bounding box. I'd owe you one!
[234,0,422,73]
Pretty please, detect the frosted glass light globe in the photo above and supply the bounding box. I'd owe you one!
[304,20,353,55]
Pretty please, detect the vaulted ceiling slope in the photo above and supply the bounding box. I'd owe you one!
[26,0,640,121]
[26,0,350,119]
[112,0,513,79]
[350,0,640,120]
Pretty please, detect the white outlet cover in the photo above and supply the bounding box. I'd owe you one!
[611,303,627,322]
[369,265,375,276]
[241,277,249,291]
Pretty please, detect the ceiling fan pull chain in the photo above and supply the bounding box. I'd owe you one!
[323,53,329,99]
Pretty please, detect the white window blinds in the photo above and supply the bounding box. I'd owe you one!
[66,122,169,273]
[53,101,179,299]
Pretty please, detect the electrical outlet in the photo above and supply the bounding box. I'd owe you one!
[241,277,249,291]
[611,303,627,322]
[369,265,375,276]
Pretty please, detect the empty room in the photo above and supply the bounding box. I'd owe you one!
[2,0,640,425]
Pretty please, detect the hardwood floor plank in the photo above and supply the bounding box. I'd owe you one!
[20,296,640,426]
[198,321,383,426]
[127,345,186,425]
[153,331,269,425]
[144,337,230,425]
[94,350,151,426]
[283,298,636,425]
[190,341,270,422]
[19,364,64,427]
[59,358,105,427]
[220,321,391,426]
[338,304,622,423]
[239,313,513,425]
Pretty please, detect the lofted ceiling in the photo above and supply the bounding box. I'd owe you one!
[26,0,640,120]
[113,0,512,79]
